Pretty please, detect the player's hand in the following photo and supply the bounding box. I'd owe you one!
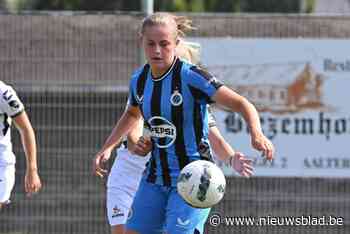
[251,131,274,161]
[92,148,112,178]
[229,152,254,178]
[24,169,42,197]
[133,136,152,156]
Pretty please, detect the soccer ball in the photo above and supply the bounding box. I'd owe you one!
[177,160,226,208]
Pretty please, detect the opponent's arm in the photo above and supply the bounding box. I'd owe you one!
[208,126,235,161]
[209,126,253,177]
[13,111,42,196]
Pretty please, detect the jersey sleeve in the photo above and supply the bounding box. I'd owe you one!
[0,85,24,117]
[128,81,138,107]
[127,73,139,107]
[186,65,223,104]
[128,65,149,107]
[207,105,217,128]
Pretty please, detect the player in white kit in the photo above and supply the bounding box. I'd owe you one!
[104,119,151,234]
[0,81,41,209]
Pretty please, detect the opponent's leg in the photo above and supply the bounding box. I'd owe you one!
[0,165,15,209]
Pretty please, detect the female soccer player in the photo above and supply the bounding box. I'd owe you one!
[0,81,41,209]
[94,12,274,234]
[98,44,253,234]
[98,46,253,234]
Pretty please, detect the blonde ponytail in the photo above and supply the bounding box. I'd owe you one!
[176,39,201,65]
[173,16,196,37]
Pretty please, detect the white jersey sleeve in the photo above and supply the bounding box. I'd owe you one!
[207,105,216,128]
[0,82,24,118]
[0,82,24,165]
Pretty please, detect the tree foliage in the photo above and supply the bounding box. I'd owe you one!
[154,0,304,13]
[240,0,300,13]
[154,0,240,12]
[32,0,137,11]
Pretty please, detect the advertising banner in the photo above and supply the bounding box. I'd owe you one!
[192,38,350,177]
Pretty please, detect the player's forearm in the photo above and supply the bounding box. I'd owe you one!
[214,86,263,138]
[209,127,235,163]
[100,110,140,152]
[126,119,143,152]
[20,126,38,171]
[212,141,235,163]
[237,98,263,138]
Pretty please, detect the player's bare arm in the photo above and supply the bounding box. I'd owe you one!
[208,126,253,177]
[213,86,275,161]
[126,118,150,156]
[13,111,42,196]
[93,105,141,177]
[132,136,152,156]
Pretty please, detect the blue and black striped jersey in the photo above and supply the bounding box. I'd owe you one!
[128,57,223,187]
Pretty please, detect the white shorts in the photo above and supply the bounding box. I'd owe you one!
[106,148,150,226]
[0,164,15,204]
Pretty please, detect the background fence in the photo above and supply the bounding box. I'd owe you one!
[0,12,350,234]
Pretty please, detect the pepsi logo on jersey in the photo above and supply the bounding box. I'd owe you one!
[148,116,177,148]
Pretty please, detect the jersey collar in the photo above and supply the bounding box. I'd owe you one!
[151,57,179,82]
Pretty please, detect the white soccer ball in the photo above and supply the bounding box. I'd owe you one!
[177,160,226,208]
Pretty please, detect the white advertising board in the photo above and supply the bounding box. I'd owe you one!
[191,38,350,177]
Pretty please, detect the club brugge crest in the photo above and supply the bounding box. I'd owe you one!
[170,90,183,106]
[148,116,177,148]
